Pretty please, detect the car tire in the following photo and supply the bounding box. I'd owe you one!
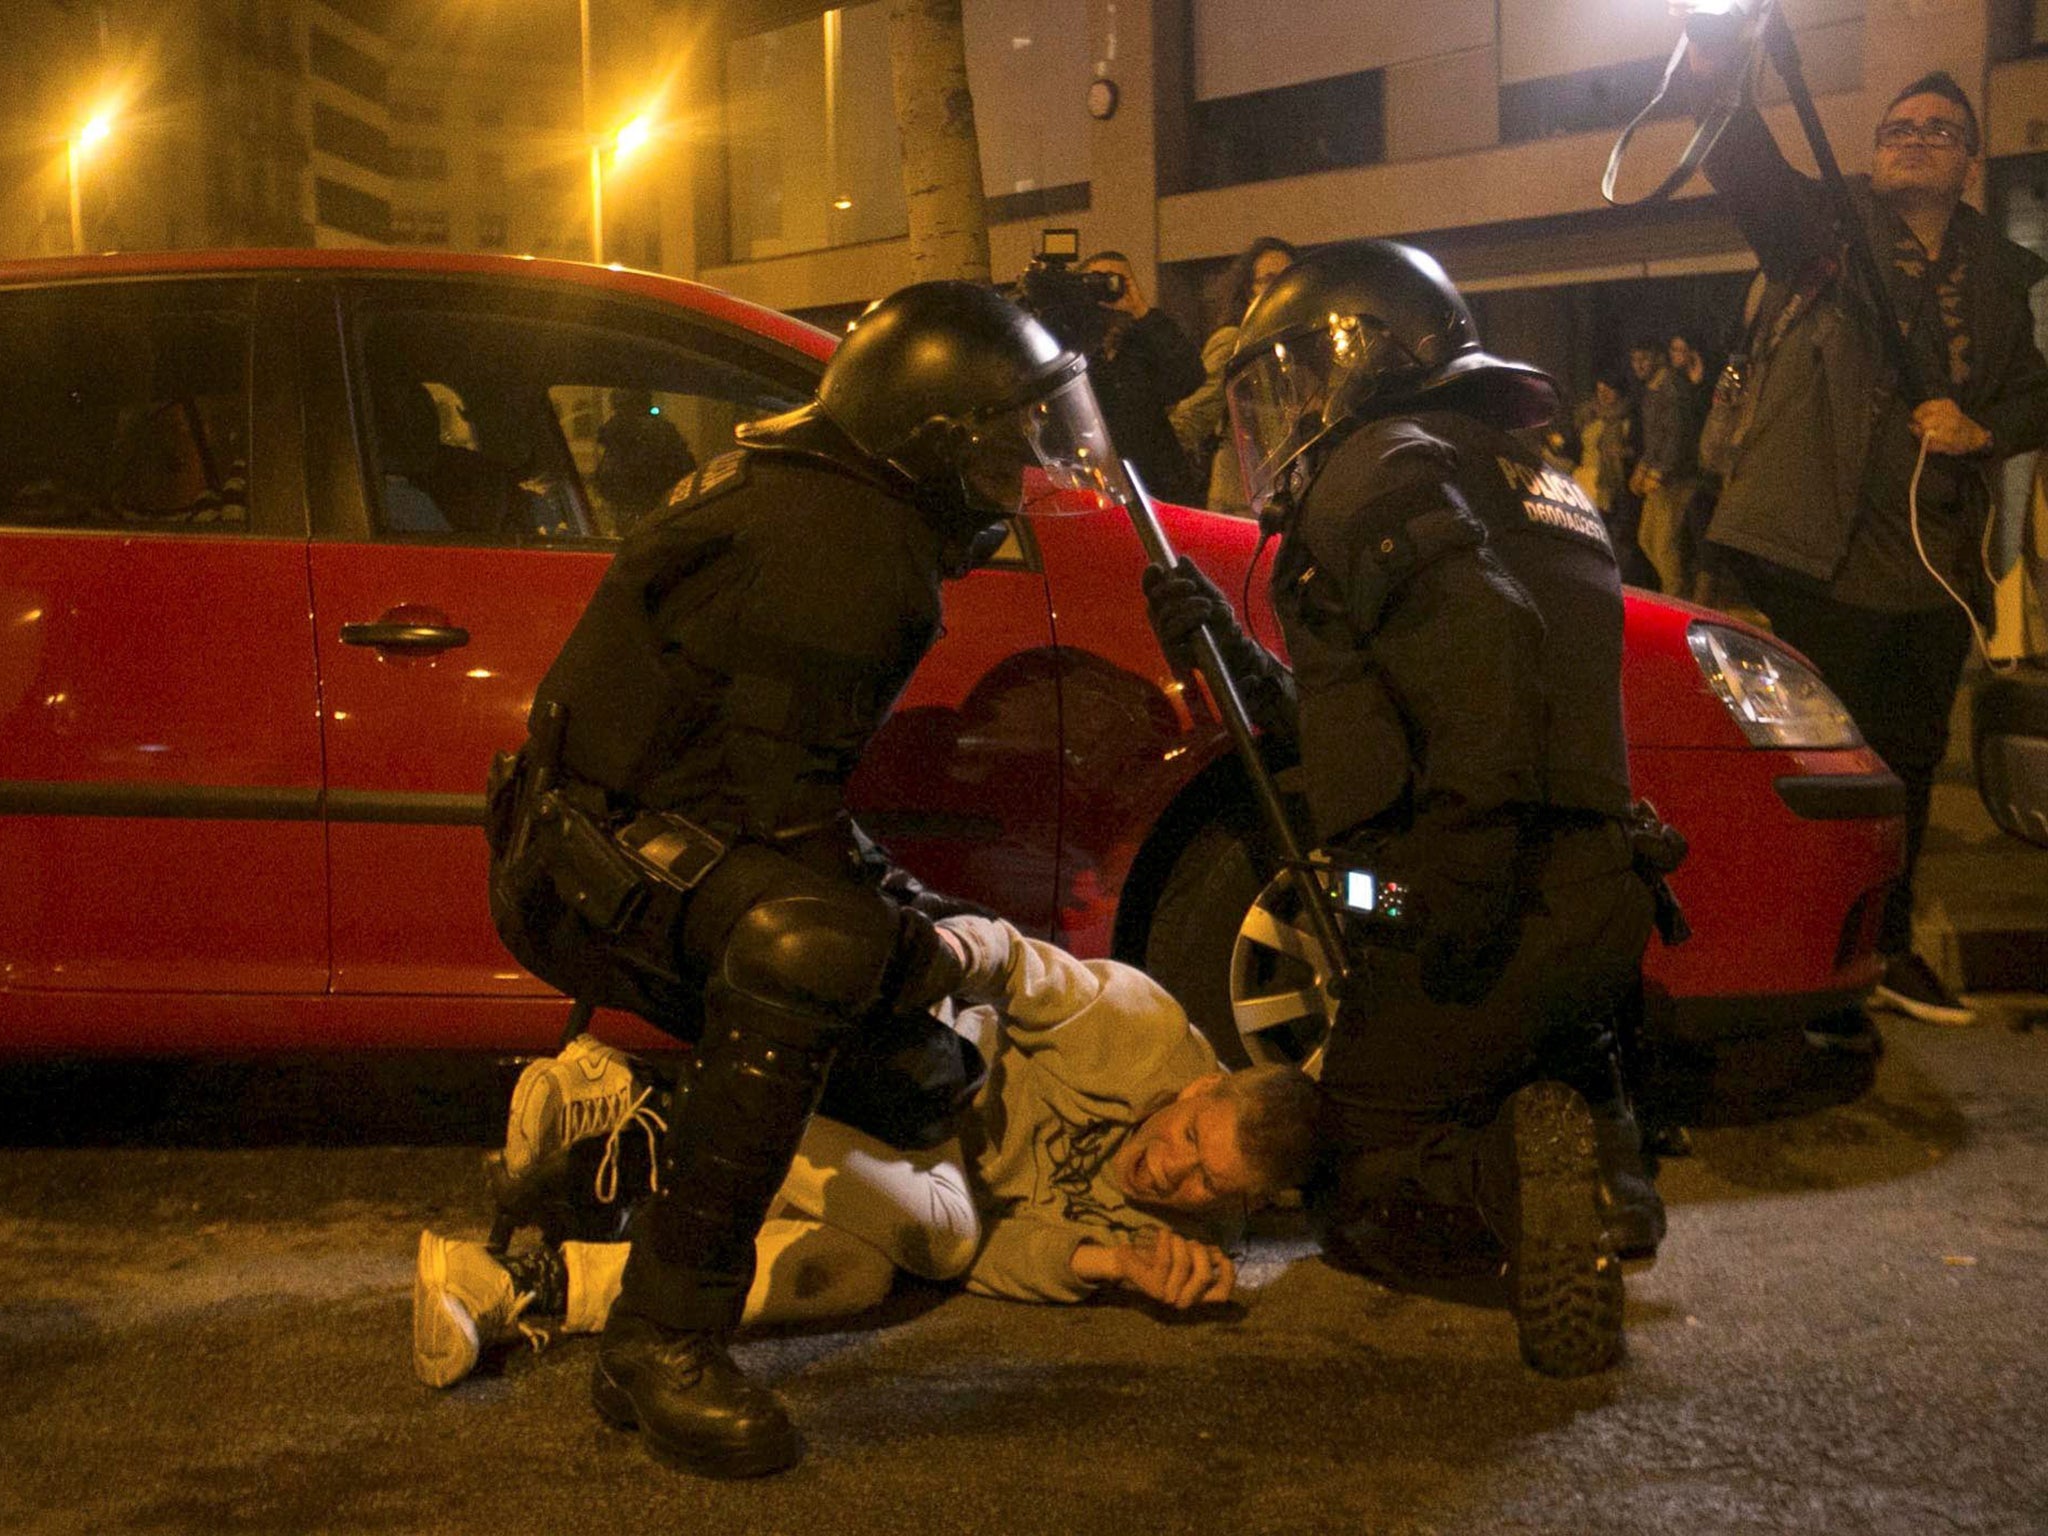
[1144,814,1340,1073]
[1145,816,1268,1069]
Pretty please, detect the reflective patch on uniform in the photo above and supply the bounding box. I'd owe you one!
[670,451,748,510]
[1493,455,1610,547]
[633,451,750,538]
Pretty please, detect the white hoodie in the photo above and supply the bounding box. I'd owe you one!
[939,916,1223,1302]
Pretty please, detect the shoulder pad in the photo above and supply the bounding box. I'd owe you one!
[1352,417,1460,476]
[629,451,750,538]
[1296,422,1485,638]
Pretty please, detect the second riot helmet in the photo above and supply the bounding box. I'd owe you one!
[747,281,1125,538]
[1224,239,1559,518]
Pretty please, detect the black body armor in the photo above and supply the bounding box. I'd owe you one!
[533,450,944,842]
[1271,411,1632,846]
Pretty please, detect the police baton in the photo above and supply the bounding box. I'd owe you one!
[1113,461,1356,991]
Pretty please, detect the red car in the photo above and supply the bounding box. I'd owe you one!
[0,250,1902,1066]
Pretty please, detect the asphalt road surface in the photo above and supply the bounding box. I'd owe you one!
[2,1006,2044,1536]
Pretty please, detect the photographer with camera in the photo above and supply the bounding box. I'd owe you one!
[1682,14,2048,1027]
[1013,233,1204,506]
[1080,251,1205,504]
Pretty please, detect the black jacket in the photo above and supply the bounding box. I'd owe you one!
[1269,412,1634,851]
[1702,108,2048,602]
[1088,309,1206,505]
[533,450,945,840]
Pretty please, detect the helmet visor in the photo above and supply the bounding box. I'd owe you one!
[1020,373,1132,511]
[1225,318,1411,516]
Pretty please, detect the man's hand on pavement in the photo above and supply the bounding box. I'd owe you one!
[1112,1229,1236,1309]
[1910,397,1992,457]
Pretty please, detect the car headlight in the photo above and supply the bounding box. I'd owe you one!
[1686,623,1862,748]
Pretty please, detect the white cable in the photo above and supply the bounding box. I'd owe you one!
[1908,432,2018,676]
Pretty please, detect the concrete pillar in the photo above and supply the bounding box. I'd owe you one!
[1082,0,1184,301]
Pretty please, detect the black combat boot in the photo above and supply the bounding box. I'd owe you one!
[1590,1093,1666,1262]
[592,986,841,1479]
[1478,1081,1625,1378]
[591,1313,800,1478]
[1553,1046,1666,1262]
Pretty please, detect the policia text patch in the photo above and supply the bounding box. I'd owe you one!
[1493,456,1610,548]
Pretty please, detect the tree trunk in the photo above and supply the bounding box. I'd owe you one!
[887,0,990,284]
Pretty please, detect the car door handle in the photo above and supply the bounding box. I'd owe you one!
[339,622,471,653]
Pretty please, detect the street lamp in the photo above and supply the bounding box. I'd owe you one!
[585,109,658,266]
[580,0,603,262]
[68,109,115,255]
[614,112,653,163]
[575,0,659,263]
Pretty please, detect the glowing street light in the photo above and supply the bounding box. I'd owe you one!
[586,107,659,265]
[68,108,117,255]
[573,1,661,264]
[614,112,654,163]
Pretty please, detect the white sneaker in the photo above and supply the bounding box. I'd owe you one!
[412,1231,530,1388]
[503,1035,641,1181]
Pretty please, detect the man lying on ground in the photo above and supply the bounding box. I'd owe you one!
[414,914,1318,1386]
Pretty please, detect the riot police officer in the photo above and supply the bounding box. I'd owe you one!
[487,282,1124,1477]
[1144,240,1667,1377]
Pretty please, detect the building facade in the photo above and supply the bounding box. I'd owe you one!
[0,0,396,256]
[652,0,2047,392]
[5,0,2042,391]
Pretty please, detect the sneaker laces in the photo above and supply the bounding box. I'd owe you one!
[506,1291,556,1354]
[593,1084,668,1205]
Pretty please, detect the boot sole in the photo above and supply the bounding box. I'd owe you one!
[1508,1085,1625,1379]
[591,1359,803,1480]
[412,1230,482,1389]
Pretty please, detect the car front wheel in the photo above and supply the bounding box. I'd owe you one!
[1143,817,1340,1075]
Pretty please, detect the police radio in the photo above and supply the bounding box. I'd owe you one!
[1331,865,1418,946]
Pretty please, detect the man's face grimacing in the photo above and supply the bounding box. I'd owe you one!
[1872,91,1976,206]
[1111,1074,1262,1214]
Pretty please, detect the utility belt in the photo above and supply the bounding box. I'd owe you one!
[1528,801,1691,947]
[1320,798,1690,950]
[486,703,730,950]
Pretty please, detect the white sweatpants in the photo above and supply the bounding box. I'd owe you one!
[564,1115,978,1330]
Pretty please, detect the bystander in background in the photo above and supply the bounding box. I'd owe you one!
[1574,369,1659,587]
[1685,47,2048,1026]
[1081,250,1206,505]
[1171,236,1299,514]
[1632,333,1711,595]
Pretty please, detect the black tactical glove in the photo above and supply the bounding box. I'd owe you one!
[878,863,999,923]
[1140,558,1298,740]
[1142,557,1239,672]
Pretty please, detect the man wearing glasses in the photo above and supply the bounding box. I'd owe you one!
[1686,50,2048,1028]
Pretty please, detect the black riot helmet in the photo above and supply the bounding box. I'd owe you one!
[740,280,1122,543]
[1224,239,1559,519]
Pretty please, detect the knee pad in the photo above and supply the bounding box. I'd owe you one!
[722,891,901,1023]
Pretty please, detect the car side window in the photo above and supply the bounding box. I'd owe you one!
[0,284,254,532]
[351,303,810,545]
